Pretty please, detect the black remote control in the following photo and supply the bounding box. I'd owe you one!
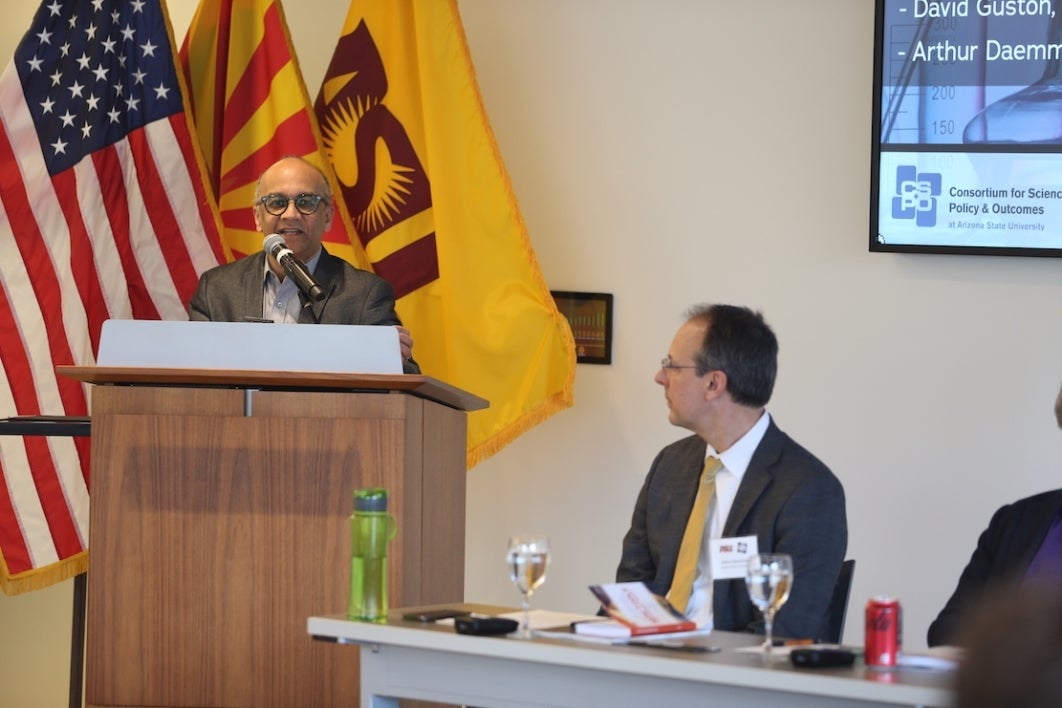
[454,615,519,636]
[790,648,857,668]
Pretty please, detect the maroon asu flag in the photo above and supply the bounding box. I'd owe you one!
[315,0,575,466]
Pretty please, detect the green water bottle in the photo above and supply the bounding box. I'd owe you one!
[347,488,396,621]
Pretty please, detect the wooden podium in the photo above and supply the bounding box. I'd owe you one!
[59,366,486,708]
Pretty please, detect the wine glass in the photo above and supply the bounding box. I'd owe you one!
[745,553,793,655]
[506,535,551,638]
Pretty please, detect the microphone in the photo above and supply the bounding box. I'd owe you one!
[263,233,325,302]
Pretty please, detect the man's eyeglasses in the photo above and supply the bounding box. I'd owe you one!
[258,193,326,216]
[660,355,698,371]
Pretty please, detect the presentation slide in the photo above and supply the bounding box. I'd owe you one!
[873,0,1062,255]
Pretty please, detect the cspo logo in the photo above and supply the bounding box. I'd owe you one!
[892,165,941,227]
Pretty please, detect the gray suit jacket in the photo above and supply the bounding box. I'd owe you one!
[616,418,848,640]
[188,248,420,373]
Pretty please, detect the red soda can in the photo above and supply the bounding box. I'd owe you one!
[865,596,902,667]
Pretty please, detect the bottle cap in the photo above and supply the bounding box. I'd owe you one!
[353,487,388,512]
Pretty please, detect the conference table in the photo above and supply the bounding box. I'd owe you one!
[308,604,955,707]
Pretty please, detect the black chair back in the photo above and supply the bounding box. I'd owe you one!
[823,559,856,644]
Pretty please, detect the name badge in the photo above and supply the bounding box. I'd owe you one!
[709,535,759,579]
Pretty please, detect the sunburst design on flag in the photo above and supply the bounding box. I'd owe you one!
[320,96,416,238]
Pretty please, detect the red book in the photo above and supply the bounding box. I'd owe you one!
[575,582,698,638]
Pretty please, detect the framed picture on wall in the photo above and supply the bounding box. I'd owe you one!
[551,291,613,365]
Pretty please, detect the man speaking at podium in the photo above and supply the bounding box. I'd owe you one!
[188,156,419,373]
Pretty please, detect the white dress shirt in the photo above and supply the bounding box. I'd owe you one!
[684,411,770,629]
[262,249,323,323]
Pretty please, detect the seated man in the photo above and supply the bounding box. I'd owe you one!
[927,380,1062,647]
[188,155,419,373]
[615,303,847,640]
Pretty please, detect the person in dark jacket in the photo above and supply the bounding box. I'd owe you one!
[188,156,418,373]
[615,304,847,640]
[927,381,1062,647]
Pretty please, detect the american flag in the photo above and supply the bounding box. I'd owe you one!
[0,0,223,594]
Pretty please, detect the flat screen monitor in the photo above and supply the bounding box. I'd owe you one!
[872,0,1062,257]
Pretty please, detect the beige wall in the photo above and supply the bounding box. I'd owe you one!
[4,1,1062,706]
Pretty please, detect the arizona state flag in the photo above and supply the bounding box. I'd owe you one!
[180,0,370,268]
[315,0,575,466]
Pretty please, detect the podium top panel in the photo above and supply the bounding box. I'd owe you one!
[97,319,404,374]
[56,366,489,412]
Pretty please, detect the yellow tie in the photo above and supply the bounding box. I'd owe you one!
[666,456,722,615]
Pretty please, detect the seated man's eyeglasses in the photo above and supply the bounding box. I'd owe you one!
[660,355,698,371]
[259,193,326,216]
